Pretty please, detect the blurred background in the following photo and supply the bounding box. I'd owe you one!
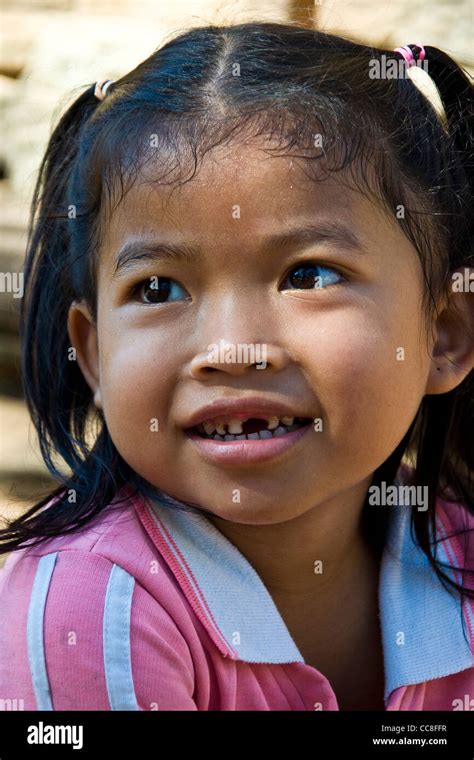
[0,0,472,542]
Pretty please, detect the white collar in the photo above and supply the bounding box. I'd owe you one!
[141,470,472,700]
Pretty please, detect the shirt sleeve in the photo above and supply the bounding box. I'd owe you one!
[129,576,198,711]
[1,549,198,710]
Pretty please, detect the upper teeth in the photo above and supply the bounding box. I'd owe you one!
[201,415,295,435]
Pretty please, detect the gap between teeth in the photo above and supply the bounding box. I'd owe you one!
[202,415,296,436]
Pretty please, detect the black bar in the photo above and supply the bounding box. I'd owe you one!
[0,710,472,758]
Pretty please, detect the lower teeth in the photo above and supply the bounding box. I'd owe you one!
[199,421,306,441]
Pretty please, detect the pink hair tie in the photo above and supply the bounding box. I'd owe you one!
[394,44,426,68]
[395,45,415,66]
[94,79,114,101]
[414,43,426,62]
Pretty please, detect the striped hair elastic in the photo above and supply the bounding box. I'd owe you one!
[394,44,426,67]
[94,79,115,101]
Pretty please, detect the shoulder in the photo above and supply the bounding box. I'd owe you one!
[397,462,474,569]
[434,494,474,589]
[1,485,173,582]
[392,461,474,604]
[0,488,199,710]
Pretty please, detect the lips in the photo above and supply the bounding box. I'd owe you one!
[185,417,313,465]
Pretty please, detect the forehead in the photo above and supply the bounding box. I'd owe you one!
[99,142,383,269]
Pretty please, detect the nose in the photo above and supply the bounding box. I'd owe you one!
[188,338,291,377]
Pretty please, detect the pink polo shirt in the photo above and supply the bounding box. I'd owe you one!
[1,468,473,711]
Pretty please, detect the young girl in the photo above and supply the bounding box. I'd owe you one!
[0,22,473,712]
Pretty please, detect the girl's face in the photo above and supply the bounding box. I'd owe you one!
[68,143,443,524]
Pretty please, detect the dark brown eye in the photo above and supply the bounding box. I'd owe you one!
[135,276,189,304]
[281,263,343,290]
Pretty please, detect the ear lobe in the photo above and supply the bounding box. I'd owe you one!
[67,300,102,408]
[93,388,103,410]
[425,268,474,395]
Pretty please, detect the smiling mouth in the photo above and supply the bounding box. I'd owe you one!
[185,416,312,442]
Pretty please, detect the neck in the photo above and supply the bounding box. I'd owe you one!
[207,478,386,709]
[206,476,375,601]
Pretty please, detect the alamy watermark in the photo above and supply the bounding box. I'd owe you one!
[368,481,428,511]
[369,55,428,79]
[0,271,23,298]
[451,268,474,292]
[27,721,83,750]
[207,340,267,369]
[0,697,24,710]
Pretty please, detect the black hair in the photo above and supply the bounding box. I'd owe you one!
[1,23,473,611]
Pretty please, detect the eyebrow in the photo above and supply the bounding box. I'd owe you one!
[111,220,368,277]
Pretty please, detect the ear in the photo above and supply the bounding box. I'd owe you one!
[67,300,102,410]
[425,267,474,395]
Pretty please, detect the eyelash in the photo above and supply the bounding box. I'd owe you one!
[129,261,346,305]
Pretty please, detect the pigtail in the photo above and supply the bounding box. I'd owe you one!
[0,83,135,552]
[422,45,473,182]
[421,46,473,256]
[406,47,474,598]
[21,84,99,478]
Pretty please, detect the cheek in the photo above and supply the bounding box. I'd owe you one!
[98,331,174,443]
[297,306,428,441]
